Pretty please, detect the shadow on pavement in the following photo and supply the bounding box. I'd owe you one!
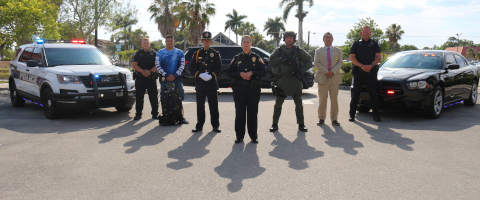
[320,125,364,155]
[269,131,324,170]
[123,125,178,154]
[214,143,265,193]
[167,132,218,170]
[98,119,155,143]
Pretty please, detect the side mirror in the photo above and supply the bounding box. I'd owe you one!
[263,57,269,64]
[26,60,39,67]
[446,64,460,70]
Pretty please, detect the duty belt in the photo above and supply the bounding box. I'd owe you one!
[236,80,254,86]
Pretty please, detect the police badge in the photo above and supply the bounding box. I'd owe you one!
[162,77,165,81]
[252,57,256,62]
[210,53,214,57]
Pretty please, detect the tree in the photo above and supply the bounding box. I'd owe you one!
[1,0,60,46]
[400,44,418,51]
[130,28,148,49]
[224,9,247,45]
[251,31,263,46]
[148,0,179,38]
[236,22,256,36]
[466,48,475,60]
[58,0,136,42]
[345,17,384,46]
[476,51,480,60]
[177,0,216,47]
[279,0,314,48]
[439,36,476,50]
[385,23,404,53]
[264,17,285,48]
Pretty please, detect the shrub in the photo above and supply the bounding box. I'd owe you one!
[342,72,353,86]
[342,61,352,73]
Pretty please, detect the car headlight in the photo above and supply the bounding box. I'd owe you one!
[57,75,82,84]
[125,72,133,81]
[407,81,428,90]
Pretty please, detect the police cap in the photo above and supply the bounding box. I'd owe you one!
[201,31,212,40]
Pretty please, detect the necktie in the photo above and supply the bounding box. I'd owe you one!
[327,47,332,70]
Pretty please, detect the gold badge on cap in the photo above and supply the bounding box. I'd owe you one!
[210,53,214,57]
[252,57,256,62]
[205,33,209,37]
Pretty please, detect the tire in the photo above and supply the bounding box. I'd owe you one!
[42,87,61,119]
[464,80,478,106]
[9,81,25,107]
[426,86,443,119]
[302,69,315,89]
[357,105,371,113]
[115,106,132,112]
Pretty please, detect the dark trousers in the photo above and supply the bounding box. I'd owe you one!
[195,89,220,128]
[135,77,159,116]
[232,85,261,140]
[349,70,379,116]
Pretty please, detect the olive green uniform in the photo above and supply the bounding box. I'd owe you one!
[269,45,312,125]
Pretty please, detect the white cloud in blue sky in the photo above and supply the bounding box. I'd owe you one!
[100,0,480,49]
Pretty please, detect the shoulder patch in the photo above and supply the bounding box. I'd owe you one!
[258,57,265,64]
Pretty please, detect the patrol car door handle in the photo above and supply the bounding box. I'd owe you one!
[26,69,29,72]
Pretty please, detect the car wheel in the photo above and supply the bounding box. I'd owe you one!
[464,80,478,106]
[357,105,371,113]
[115,106,132,112]
[426,86,443,119]
[42,88,61,119]
[9,81,25,107]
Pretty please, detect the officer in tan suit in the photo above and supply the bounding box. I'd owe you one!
[314,32,343,126]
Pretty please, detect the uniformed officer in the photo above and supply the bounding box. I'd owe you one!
[228,35,266,144]
[269,31,312,132]
[349,25,382,122]
[132,38,159,120]
[190,31,222,133]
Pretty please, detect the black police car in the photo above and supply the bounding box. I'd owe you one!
[182,46,315,88]
[352,50,480,118]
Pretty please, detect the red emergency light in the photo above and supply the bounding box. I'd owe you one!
[387,90,395,94]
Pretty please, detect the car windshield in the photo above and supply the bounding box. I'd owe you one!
[44,48,112,66]
[381,53,442,69]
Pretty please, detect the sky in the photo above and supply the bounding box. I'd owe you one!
[98,0,480,49]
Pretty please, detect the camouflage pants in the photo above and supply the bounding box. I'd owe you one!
[272,84,304,125]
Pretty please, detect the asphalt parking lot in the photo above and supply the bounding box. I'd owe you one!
[1,84,479,199]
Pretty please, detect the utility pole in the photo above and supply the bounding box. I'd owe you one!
[306,31,316,51]
[456,33,462,53]
[94,0,98,47]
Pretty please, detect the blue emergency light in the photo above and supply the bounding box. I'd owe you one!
[36,39,44,44]
[94,74,100,78]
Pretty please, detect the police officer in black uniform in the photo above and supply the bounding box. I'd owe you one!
[349,25,382,122]
[228,35,266,144]
[190,31,222,132]
[132,38,159,120]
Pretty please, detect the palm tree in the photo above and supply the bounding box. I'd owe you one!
[279,0,314,48]
[264,17,285,48]
[251,31,263,46]
[385,23,405,53]
[225,9,247,45]
[148,0,180,38]
[131,28,148,49]
[476,52,480,60]
[237,22,256,36]
[466,48,475,61]
[177,0,215,46]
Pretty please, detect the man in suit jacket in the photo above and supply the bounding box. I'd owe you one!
[314,32,343,126]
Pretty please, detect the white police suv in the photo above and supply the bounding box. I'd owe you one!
[8,39,136,119]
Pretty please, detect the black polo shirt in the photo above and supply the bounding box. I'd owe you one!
[132,49,156,70]
[350,39,380,65]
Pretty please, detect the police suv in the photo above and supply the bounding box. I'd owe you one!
[8,39,136,119]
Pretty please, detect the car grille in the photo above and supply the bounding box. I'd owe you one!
[80,75,122,88]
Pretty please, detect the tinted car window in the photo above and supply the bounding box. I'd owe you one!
[381,53,442,69]
[31,48,43,65]
[217,47,242,64]
[445,54,457,65]
[45,48,111,66]
[454,55,467,68]
[18,47,34,63]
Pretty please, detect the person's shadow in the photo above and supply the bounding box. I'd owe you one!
[356,121,415,151]
[98,119,154,144]
[321,125,364,155]
[123,125,178,154]
[269,131,324,170]
[167,132,218,170]
[214,143,265,193]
